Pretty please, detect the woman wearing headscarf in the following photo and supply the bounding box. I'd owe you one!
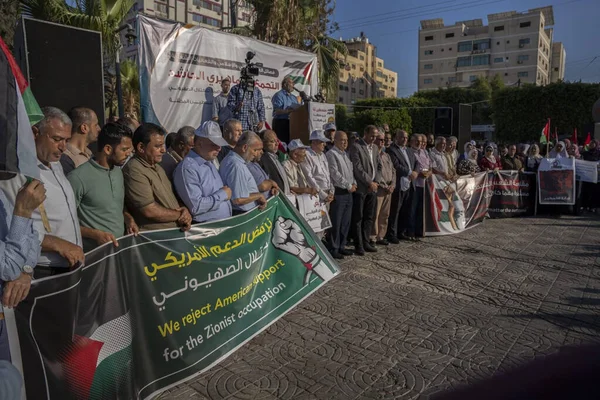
[478,144,502,171]
[456,149,481,176]
[548,141,568,158]
[568,144,581,159]
[525,144,543,172]
[457,141,475,163]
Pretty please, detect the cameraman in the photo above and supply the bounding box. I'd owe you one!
[271,76,302,144]
[227,82,266,132]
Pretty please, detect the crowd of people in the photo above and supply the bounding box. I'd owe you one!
[1,95,600,395]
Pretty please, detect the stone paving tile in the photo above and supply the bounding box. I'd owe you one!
[170,215,600,399]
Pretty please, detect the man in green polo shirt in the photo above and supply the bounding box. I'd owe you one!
[68,123,140,252]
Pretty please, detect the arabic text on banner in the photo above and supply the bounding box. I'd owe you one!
[137,14,318,132]
[8,195,339,400]
[487,171,536,218]
[308,103,335,133]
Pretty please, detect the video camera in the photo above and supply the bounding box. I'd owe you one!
[240,51,259,92]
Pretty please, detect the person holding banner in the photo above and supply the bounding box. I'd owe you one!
[525,144,543,172]
[581,140,600,212]
[548,141,568,159]
[271,76,301,143]
[219,131,267,215]
[479,145,502,172]
[174,122,232,223]
[501,145,523,171]
[283,140,318,198]
[456,149,481,176]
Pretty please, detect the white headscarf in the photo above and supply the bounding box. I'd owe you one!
[463,141,474,160]
[549,141,568,158]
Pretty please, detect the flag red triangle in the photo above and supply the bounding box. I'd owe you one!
[584,132,592,146]
[571,128,578,145]
[60,335,104,399]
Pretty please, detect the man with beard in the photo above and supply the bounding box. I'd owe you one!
[271,76,301,143]
[60,107,101,175]
[426,133,435,151]
[212,77,233,127]
[68,123,139,251]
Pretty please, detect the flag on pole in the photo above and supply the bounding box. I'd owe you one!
[539,118,550,144]
[0,36,42,179]
[571,128,578,145]
[554,127,559,144]
[584,132,592,146]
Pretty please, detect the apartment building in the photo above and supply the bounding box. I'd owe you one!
[338,33,398,106]
[418,6,566,91]
[121,0,253,61]
[550,42,566,83]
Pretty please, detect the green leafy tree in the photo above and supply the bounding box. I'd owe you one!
[19,0,135,62]
[492,82,600,142]
[352,108,412,133]
[0,0,19,49]
[243,0,347,101]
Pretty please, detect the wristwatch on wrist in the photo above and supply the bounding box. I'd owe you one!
[22,265,34,275]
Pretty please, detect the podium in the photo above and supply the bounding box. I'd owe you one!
[289,104,310,144]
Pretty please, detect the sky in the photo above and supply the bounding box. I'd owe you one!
[332,0,600,97]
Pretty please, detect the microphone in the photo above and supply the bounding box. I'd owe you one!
[294,87,309,101]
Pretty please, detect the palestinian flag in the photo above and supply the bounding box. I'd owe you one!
[0,36,42,179]
[539,118,550,145]
[61,312,134,399]
[285,60,314,86]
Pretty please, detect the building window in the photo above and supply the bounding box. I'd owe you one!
[446,33,455,38]
[424,50,433,55]
[351,88,356,93]
[517,55,529,62]
[360,55,365,60]
[376,70,384,77]
[391,88,394,92]
[425,35,434,41]
[359,89,364,94]
[423,64,433,70]
[339,84,344,90]
[494,25,505,31]
[506,40,510,44]
[472,54,490,65]
[448,77,457,83]
[378,62,382,67]
[473,39,490,51]
[449,47,453,51]
[339,97,343,102]
[519,38,530,46]
[458,41,472,52]
[494,57,504,63]
[155,2,168,13]
[192,0,222,13]
[344,86,349,91]
[496,41,500,45]
[351,64,356,70]
[520,21,531,28]
[469,75,478,82]
[192,13,221,27]
[424,78,433,84]
[457,56,471,67]
[518,71,528,77]
[554,67,559,72]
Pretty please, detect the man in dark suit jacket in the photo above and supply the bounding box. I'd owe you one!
[348,125,382,255]
[258,130,290,196]
[386,130,418,242]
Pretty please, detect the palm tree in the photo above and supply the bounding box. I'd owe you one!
[19,0,135,62]
[241,0,346,101]
[119,59,140,119]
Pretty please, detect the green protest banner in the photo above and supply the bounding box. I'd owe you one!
[8,195,339,399]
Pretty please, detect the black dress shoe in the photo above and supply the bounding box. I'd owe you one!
[386,236,400,244]
[399,233,412,241]
[376,239,389,246]
[369,240,376,247]
[355,248,365,256]
[340,249,355,256]
[364,244,378,252]
[331,252,344,260]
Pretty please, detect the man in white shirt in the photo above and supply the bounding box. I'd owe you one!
[32,107,84,274]
[430,136,454,180]
[301,130,334,204]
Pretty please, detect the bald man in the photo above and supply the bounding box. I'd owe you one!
[259,130,290,195]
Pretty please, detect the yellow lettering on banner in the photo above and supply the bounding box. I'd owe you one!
[158,320,181,338]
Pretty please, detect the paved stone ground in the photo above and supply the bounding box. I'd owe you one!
[161,215,600,399]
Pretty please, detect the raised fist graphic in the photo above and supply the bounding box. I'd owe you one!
[272,217,334,285]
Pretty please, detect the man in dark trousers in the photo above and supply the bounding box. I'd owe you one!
[348,125,381,256]
[386,130,418,243]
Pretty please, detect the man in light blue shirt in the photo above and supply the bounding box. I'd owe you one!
[219,131,267,215]
[174,121,232,223]
[0,178,46,361]
[246,145,279,199]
